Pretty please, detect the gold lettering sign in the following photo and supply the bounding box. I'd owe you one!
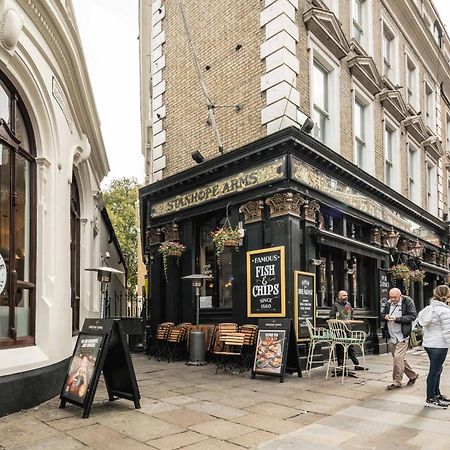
[151,158,286,217]
[291,157,440,246]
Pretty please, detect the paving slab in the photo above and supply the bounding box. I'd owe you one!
[2,351,450,450]
[146,431,208,449]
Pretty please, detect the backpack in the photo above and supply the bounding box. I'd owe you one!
[409,319,423,348]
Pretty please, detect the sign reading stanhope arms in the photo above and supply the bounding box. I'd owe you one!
[151,158,286,217]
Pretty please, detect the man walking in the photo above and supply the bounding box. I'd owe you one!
[330,290,365,372]
[381,287,419,390]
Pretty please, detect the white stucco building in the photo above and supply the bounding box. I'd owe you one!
[0,0,120,415]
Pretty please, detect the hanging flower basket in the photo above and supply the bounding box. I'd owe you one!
[409,269,425,284]
[158,241,186,281]
[389,263,411,294]
[210,226,241,261]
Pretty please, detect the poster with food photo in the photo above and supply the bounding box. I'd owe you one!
[62,334,103,404]
[253,330,285,374]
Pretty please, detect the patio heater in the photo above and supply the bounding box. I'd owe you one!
[85,265,124,318]
[182,273,212,366]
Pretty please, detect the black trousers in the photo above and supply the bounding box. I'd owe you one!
[336,344,359,366]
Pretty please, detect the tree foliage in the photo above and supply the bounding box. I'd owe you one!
[103,177,140,293]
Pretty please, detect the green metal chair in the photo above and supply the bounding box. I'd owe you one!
[326,319,367,383]
[306,318,333,377]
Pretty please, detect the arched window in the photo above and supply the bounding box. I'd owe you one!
[0,74,36,348]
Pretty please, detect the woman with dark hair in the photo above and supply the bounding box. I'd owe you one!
[418,285,450,409]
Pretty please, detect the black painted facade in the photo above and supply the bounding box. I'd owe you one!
[140,128,449,355]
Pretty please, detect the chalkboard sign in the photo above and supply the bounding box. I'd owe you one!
[379,268,389,315]
[60,318,141,418]
[247,246,286,317]
[294,271,316,342]
[251,319,301,382]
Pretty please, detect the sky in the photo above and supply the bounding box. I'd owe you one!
[72,0,143,187]
[72,1,450,188]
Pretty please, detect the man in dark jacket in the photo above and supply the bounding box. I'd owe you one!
[381,287,418,390]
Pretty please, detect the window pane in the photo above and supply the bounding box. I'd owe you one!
[354,100,364,139]
[0,83,10,125]
[219,249,233,308]
[15,154,31,282]
[15,109,31,152]
[312,62,327,111]
[15,288,31,337]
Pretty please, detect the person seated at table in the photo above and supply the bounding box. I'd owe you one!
[329,290,366,371]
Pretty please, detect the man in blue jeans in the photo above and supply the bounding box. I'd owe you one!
[381,288,418,390]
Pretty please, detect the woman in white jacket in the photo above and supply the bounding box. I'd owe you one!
[418,285,450,409]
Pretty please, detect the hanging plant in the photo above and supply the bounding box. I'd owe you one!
[389,263,411,294]
[158,241,186,281]
[409,269,425,285]
[210,226,241,262]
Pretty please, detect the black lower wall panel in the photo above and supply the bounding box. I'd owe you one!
[0,357,70,417]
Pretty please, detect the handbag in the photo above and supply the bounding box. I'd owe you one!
[409,318,423,348]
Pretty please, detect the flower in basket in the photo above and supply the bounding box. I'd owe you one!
[409,269,425,284]
[388,263,411,293]
[210,226,241,261]
[158,241,186,280]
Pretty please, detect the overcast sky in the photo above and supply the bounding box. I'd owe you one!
[72,0,142,187]
[72,1,450,187]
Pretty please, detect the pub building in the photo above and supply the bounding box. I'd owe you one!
[140,126,450,357]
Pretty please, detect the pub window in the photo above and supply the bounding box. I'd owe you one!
[317,248,342,308]
[0,75,36,348]
[198,216,233,309]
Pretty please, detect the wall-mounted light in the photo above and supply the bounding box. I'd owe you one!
[409,239,423,259]
[309,258,323,266]
[383,227,400,250]
[191,150,205,164]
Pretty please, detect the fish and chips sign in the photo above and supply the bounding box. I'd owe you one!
[151,158,286,218]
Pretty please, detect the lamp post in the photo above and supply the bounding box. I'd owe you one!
[85,266,124,318]
[182,274,212,365]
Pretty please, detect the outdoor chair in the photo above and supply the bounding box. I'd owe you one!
[165,325,189,362]
[326,319,367,383]
[239,324,258,370]
[214,332,246,374]
[305,318,333,377]
[153,322,174,361]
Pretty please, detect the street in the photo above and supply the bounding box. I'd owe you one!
[1,349,449,449]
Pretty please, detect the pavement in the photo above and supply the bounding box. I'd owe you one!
[1,349,450,450]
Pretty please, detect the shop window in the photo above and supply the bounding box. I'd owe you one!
[198,216,233,309]
[0,76,36,348]
[70,175,81,333]
[317,249,342,308]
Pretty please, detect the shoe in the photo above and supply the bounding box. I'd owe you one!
[354,365,368,371]
[386,383,402,390]
[425,397,448,409]
[407,375,419,385]
[436,394,450,406]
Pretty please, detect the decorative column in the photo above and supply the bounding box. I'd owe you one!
[264,192,305,326]
[300,199,320,275]
[240,199,265,250]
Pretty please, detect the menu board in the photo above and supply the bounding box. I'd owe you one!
[62,334,103,404]
[379,268,389,314]
[251,319,301,382]
[247,246,286,317]
[254,330,285,374]
[294,271,316,342]
[60,319,141,418]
